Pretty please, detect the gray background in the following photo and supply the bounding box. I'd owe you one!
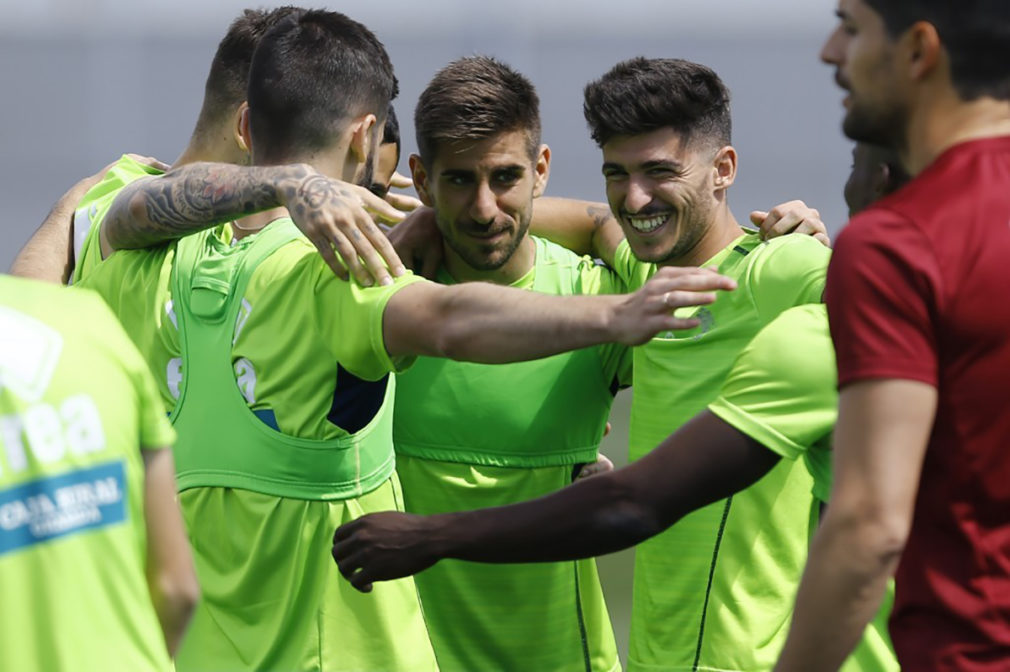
[1,0,849,663]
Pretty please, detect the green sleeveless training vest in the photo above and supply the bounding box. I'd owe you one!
[169,220,397,500]
[392,237,617,468]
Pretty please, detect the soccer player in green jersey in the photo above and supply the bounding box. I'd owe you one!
[78,11,732,672]
[352,57,833,672]
[384,55,627,672]
[10,7,406,290]
[333,141,910,672]
[0,275,199,671]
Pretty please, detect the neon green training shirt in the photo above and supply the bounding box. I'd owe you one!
[394,237,628,672]
[708,304,898,672]
[612,231,831,672]
[71,154,164,284]
[79,220,438,672]
[0,275,175,672]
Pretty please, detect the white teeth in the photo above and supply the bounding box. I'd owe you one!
[627,214,668,233]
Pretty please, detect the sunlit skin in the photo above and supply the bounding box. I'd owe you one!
[411,130,549,284]
[601,127,742,267]
[821,0,909,148]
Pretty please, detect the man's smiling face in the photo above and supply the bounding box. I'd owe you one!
[602,127,721,265]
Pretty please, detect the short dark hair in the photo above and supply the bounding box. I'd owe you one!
[382,103,401,159]
[583,57,732,149]
[864,0,1010,101]
[414,56,541,166]
[194,6,302,134]
[247,9,398,163]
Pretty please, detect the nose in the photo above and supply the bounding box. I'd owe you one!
[624,176,653,213]
[469,180,498,225]
[820,25,843,65]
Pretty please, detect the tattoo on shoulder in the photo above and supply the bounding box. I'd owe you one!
[587,205,614,229]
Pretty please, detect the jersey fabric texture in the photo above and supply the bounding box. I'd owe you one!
[613,231,830,672]
[79,220,438,672]
[0,276,174,672]
[709,304,898,672]
[394,236,627,672]
[827,136,1010,672]
[71,154,164,284]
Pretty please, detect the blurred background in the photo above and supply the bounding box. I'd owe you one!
[1,0,850,663]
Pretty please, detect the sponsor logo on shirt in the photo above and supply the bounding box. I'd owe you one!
[0,395,107,477]
[0,460,126,556]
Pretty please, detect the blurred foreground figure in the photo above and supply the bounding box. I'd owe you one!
[0,275,197,671]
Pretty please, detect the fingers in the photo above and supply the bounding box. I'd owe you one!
[757,200,826,241]
[813,232,833,249]
[389,171,414,189]
[311,238,349,281]
[576,453,615,480]
[125,153,171,172]
[357,186,406,225]
[649,266,737,292]
[330,227,372,286]
[385,191,424,214]
[343,207,397,284]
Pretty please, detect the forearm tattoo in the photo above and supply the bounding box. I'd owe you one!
[105,162,311,248]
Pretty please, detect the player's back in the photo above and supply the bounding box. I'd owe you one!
[0,276,171,672]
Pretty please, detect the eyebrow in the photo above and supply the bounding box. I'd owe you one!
[642,159,684,171]
[440,164,527,178]
[603,159,684,172]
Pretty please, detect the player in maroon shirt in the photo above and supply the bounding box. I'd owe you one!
[776,2,1010,671]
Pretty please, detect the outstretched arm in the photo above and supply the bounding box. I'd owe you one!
[382,266,735,363]
[774,379,934,671]
[333,410,779,591]
[102,162,407,286]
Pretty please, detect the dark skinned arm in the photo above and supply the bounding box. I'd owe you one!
[333,411,781,591]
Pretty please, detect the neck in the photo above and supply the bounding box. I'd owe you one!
[443,235,537,285]
[902,91,1010,175]
[659,205,743,268]
[231,207,288,241]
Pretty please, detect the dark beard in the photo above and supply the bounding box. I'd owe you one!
[356,152,375,189]
[842,102,907,151]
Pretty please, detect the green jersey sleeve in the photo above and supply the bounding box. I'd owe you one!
[744,235,831,325]
[708,304,836,463]
[308,252,426,381]
[72,155,165,284]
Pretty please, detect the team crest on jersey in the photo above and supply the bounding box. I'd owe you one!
[692,307,715,341]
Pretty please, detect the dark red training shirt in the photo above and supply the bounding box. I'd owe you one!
[827,136,1010,672]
